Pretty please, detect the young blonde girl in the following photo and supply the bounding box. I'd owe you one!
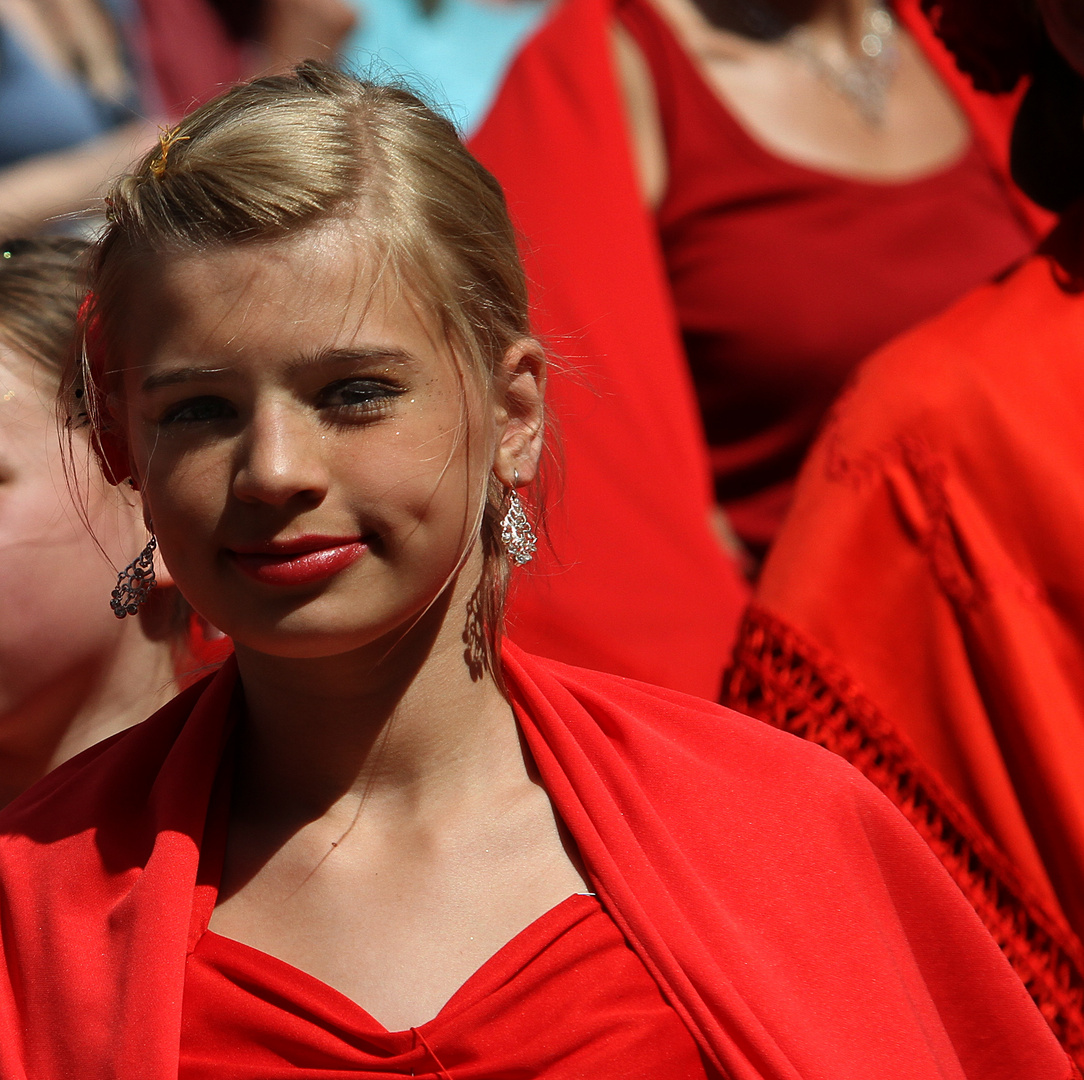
[0,238,178,807]
[0,63,1070,1080]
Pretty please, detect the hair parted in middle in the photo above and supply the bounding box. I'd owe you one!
[76,61,543,679]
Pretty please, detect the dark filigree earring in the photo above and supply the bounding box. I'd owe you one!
[111,536,158,618]
[500,472,537,566]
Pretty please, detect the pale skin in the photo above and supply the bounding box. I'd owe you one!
[612,0,972,208]
[0,351,176,807]
[113,221,585,1032]
[0,0,156,233]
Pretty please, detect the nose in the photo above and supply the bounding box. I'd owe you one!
[232,402,329,508]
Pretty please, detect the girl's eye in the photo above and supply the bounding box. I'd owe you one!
[159,396,235,424]
[319,378,404,413]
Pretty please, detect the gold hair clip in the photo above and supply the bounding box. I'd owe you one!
[149,125,190,179]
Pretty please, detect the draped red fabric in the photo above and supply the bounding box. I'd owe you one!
[724,206,1084,1063]
[468,0,750,697]
[467,0,1049,697]
[0,647,1071,1079]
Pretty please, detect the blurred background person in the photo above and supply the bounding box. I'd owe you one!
[608,0,1049,564]
[451,0,1047,698]
[0,0,354,236]
[342,0,547,135]
[141,0,357,118]
[0,0,157,234]
[0,236,179,805]
[724,0,1084,1065]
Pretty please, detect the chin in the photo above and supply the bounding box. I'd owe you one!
[228,606,443,663]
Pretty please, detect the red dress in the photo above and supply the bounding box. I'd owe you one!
[618,0,1039,552]
[469,0,1044,696]
[0,648,1071,1079]
[724,204,1084,1067]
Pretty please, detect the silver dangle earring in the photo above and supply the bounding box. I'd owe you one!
[111,536,158,618]
[500,471,537,566]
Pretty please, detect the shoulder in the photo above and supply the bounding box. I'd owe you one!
[507,643,952,934]
[0,663,232,846]
[505,642,875,804]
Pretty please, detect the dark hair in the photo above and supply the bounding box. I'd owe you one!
[0,237,88,380]
[919,0,1042,92]
[921,0,1084,211]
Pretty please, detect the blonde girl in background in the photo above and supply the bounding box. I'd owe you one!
[0,237,178,807]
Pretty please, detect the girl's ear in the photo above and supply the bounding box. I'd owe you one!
[492,338,545,485]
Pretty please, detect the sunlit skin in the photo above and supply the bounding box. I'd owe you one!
[111,221,588,1032]
[0,350,174,805]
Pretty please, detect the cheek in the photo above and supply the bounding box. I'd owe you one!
[365,426,487,543]
[141,445,230,527]
[140,454,233,603]
[0,478,136,716]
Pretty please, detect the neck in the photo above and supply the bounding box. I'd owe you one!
[230,574,519,830]
[0,622,177,807]
[689,0,867,41]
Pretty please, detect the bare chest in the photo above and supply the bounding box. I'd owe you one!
[207,792,587,1031]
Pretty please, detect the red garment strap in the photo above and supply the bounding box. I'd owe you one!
[893,0,1053,239]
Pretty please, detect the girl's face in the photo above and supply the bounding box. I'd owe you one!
[116,225,520,661]
[0,351,144,725]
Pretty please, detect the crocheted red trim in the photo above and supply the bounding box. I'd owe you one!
[723,603,1084,1071]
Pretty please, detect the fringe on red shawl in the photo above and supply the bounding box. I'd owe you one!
[723,602,1084,1072]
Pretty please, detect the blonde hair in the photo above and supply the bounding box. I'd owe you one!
[81,62,539,679]
[0,237,88,382]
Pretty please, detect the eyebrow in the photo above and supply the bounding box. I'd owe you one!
[285,346,418,376]
[140,347,417,393]
[140,366,230,393]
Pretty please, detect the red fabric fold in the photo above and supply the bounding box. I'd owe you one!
[467,0,1050,696]
[0,648,1068,1077]
[731,203,1084,961]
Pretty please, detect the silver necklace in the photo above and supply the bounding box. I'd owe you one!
[785,5,899,126]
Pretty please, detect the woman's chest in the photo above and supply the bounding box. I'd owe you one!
[185,894,716,1079]
[206,786,589,1030]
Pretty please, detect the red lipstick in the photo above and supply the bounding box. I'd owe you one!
[228,536,367,586]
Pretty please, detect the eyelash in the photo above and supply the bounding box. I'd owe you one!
[159,396,233,425]
[157,379,406,426]
[318,378,405,414]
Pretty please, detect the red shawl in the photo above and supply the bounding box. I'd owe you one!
[468,0,1049,698]
[725,207,1084,1064]
[0,646,1071,1079]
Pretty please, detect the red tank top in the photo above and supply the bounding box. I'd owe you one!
[618,0,1036,554]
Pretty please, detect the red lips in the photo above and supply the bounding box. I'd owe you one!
[227,536,367,586]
